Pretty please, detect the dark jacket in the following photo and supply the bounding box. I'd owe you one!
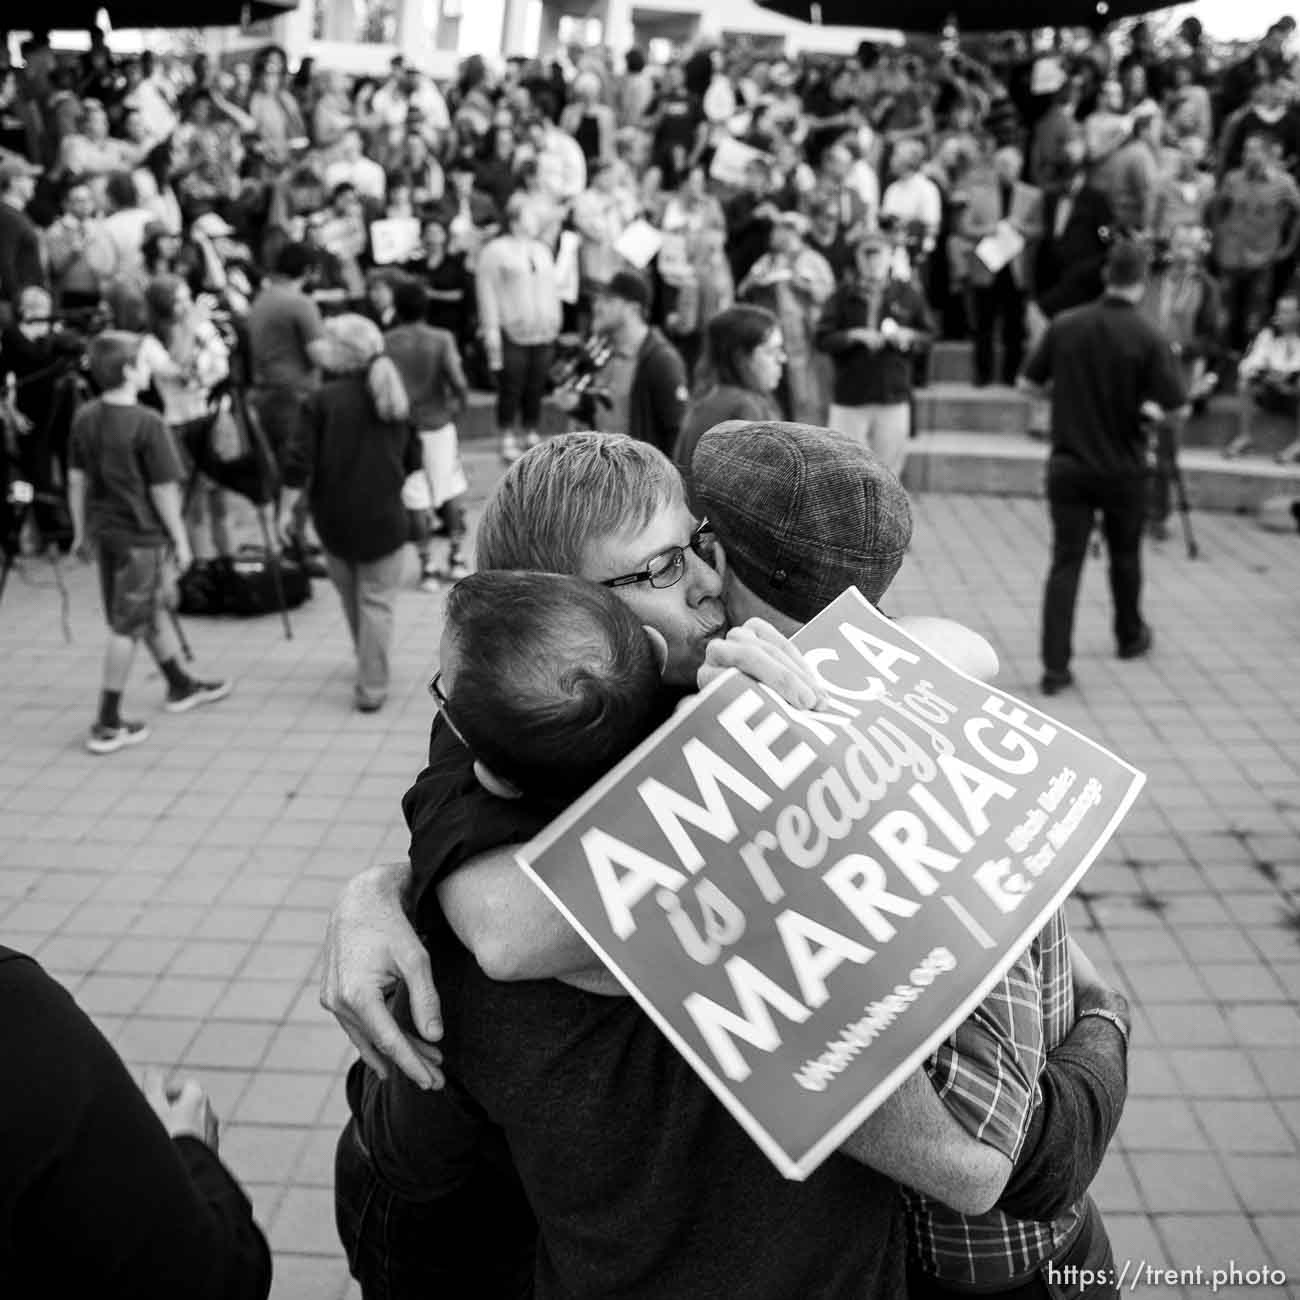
[0,948,272,1299]
[285,371,419,562]
[0,201,47,305]
[628,327,689,456]
[1035,184,1114,319]
[815,278,934,407]
[674,385,780,509]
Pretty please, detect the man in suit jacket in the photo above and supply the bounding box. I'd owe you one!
[1034,144,1116,324]
[0,157,46,316]
[960,145,1044,386]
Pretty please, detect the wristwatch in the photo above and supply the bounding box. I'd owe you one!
[1077,1006,1130,1048]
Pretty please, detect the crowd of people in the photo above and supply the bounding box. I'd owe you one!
[0,15,1297,1297]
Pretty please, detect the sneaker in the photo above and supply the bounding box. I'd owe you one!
[1039,670,1074,697]
[419,574,443,593]
[165,678,233,713]
[501,432,522,463]
[446,554,470,581]
[86,719,150,755]
[525,430,541,449]
[1117,626,1153,660]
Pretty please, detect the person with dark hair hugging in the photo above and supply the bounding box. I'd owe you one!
[328,427,1131,1300]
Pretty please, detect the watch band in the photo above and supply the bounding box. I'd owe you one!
[1077,1006,1130,1047]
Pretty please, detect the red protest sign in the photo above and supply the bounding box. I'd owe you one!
[515,588,1145,1180]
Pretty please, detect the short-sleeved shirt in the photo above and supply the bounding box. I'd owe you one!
[1021,295,1186,478]
[1214,168,1300,271]
[68,399,182,546]
[246,281,324,392]
[401,719,906,1300]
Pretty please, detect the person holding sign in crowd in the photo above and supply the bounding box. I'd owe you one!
[325,428,1130,1299]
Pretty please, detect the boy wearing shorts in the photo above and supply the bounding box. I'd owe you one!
[68,332,231,755]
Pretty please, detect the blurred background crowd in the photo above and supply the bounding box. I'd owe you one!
[3,9,1300,574]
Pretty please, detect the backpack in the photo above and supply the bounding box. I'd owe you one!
[178,546,311,617]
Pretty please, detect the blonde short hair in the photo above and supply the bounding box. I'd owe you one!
[477,432,685,575]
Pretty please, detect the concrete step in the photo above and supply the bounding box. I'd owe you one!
[901,432,1300,515]
[914,383,1033,435]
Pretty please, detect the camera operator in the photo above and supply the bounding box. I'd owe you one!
[554,270,689,456]
[1,286,90,552]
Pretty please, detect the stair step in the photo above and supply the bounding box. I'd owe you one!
[901,433,1300,514]
[914,384,1031,434]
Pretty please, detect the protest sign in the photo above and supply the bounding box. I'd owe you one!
[710,136,766,187]
[370,217,422,266]
[516,588,1145,1180]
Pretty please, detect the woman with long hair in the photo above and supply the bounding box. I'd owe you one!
[674,304,784,508]
[137,273,231,557]
[248,47,305,166]
[279,315,419,712]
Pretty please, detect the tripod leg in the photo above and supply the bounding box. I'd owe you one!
[1171,466,1199,559]
[255,503,294,642]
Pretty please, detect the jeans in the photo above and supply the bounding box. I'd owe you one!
[971,270,1026,387]
[325,548,406,706]
[335,1117,535,1300]
[497,339,555,432]
[1220,266,1273,354]
[1041,461,1146,676]
[829,401,912,477]
[907,1197,1117,1299]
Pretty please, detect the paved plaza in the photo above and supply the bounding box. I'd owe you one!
[1,453,1297,1300]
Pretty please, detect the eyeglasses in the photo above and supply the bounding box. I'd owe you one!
[600,520,717,591]
[428,670,470,750]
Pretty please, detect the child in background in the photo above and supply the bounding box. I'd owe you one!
[384,278,472,587]
[67,331,231,754]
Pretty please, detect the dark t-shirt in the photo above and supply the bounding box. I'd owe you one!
[401,720,905,1300]
[246,280,323,392]
[1022,296,1186,477]
[68,399,182,546]
[0,948,271,1298]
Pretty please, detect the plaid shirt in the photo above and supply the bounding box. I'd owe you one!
[904,911,1080,1286]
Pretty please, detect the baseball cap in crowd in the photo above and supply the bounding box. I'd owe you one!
[596,270,652,312]
[0,156,41,186]
[192,211,236,239]
[692,420,913,622]
[772,210,810,236]
[855,230,892,254]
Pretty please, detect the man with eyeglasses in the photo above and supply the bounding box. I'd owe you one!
[326,429,1129,1299]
